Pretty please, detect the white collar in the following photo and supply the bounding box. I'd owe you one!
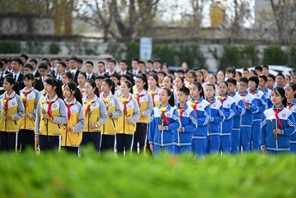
[135,89,146,95]
[84,95,98,103]
[65,98,77,105]
[71,69,77,73]
[45,94,58,102]
[4,91,16,98]
[100,91,112,100]
[22,87,34,93]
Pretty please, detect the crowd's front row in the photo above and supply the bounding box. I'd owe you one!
[0,73,295,156]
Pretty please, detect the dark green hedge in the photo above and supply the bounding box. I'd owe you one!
[0,147,295,197]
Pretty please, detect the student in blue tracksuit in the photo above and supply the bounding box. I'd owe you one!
[175,87,197,154]
[261,87,296,154]
[218,81,236,154]
[238,78,259,152]
[148,88,180,155]
[188,82,210,156]
[227,78,246,154]
[285,82,296,153]
[259,75,272,108]
[248,76,268,151]
[205,84,225,154]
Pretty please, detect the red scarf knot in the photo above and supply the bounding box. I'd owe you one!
[273,108,284,130]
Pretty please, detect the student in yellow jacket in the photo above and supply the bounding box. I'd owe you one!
[81,80,108,152]
[100,78,122,152]
[117,81,140,154]
[19,73,40,151]
[0,76,25,151]
[133,74,153,153]
[148,73,161,108]
[35,78,68,152]
[62,82,85,154]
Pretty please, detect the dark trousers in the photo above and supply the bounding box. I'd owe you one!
[116,134,134,154]
[0,132,18,151]
[133,123,147,153]
[101,134,115,152]
[81,132,101,152]
[19,129,35,152]
[63,146,79,155]
[39,135,60,152]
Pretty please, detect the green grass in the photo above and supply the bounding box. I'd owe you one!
[0,147,295,197]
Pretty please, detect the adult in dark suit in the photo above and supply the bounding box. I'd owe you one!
[11,58,25,90]
[129,58,142,77]
[106,59,118,76]
[34,63,48,91]
[69,56,80,85]
[85,61,96,81]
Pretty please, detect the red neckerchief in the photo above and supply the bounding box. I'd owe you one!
[150,92,156,106]
[287,103,294,109]
[5,93,16,110]
[240,94,249,108]
[177,105,186,120]
[22,89,32,107]
[250,90,257,95]
[273,107,284,129]
[220,95,227,104]
[161,110,170,125]
[135,92,145,106]
[192,101,199,118]
[47,97,58,119]
[85,101,95,117]
[65,104,74,120]
[123,96,132,115]
[210,101,215,106]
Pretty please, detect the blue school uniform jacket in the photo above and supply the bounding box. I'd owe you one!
[249,88,268,122]
[207,98,225,136]
[260,87,272,108]
[148,105,180,146]
[174,103,198,146]
[187,97,211,139]
[218,95,235,135]
[261,106,296,152]
[287,99,296,144]
[238,91,259,127]
[230,92,246,129]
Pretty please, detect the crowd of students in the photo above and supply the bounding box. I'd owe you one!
[0,54,295,156]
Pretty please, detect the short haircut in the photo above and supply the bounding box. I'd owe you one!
[147,60,153,64]
[0,61,3,68]
[176,69,185,74]
[243,68,249,72]
[12,58,23,65]
[179,87,190,95]
[38,63,48,70]
[226,67,236,76]
[262,65,269,69]
[98,61,105,66]
[111,73,121,80]
[227,78,237,86]
[95,75,105,80]
[23,63,33,70]
[65,58,69,62]
[267,74,275,81]
[168,70,174,75]
[120,60,127,64]
[58,61,66,68]
[108,59,116,65]
[259,75,268,82]
[154,59,162,64]
[85,61,94,66]
[139,61,145,65]
[77,58,83,64]
[69,56,78,62]
[29,58,38,65]
[157,71,167,76]
[42,58,49,62]
[236,71,242,77]
[254,65,262,72]
[239,77,248,85]
[20,54,29,60]
[0,58,8,64]
[276,73,285,79]
[56,58,62,61]
[132,58,139,63]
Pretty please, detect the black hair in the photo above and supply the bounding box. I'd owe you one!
[108,59,116,65]
[78,71,87,79]
[148,73,159,83]
[249,76,259,87]
[122,80,133,94]
[95,75,106,80]
[56,58,62,62]
[42,58,49,62]
[135,74,148,90]
[63,72,74,82]
[44,78,63,100]
[46,62,51,68]
[132,58,139,64]
[254,65,263,72]
[250,69,257,76]
[272,87,287,107]
[285,74,291,82]
[65,82,82,104]
[240,77,248,85]
[86,61,94,67]
[243,68,249,72]
[287,82,296,99]
[154,59,162,64]
[1,58,8,64]
[157,71,167,77]
[20,54,29,60]
[0,61,3,68]
[69,56,78,62]
[4,76,19,95]
[147,60,153,64]
[262,65,269,69]
[206,83,216,91]
[120,60,127,64]
[139,61,145,65]
[111,73,121,81]
[29,59,37,65]
[50,58,56,62]
[23,63,33,70]
[210,74,218,84]
[175,76,185,86]
[267,74,275,81]
[276,73,285,79]
[58,61,66,68]
[218,80,228,87]
[226,78,237,86]
[38,62,48,70]
[226,67,236,77]
[77,58,83,64]
[192,82,205,98]
[187,70,197,82]
[196,70,205,83]
[45,73,55,79]
[98,61,105,66]
[23,73,34,81]
[102,78,115,94]
[259,75,268,82]
[168,70,174,75]
[179,87,190,95]
[165,76,174,88]
[176,69,185,74]
[86,80,99,96]
[161,88,174,107]
[12,58,23,66]
[236,71,242,77]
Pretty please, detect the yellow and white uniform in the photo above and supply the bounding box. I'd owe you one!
[148,87,161,108]
[133,89,153,123]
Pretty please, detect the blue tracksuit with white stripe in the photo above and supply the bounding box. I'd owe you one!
[260,87,272,108]
[206,98,225,154]
[148,105,180,155]
[229,92,246,154]
[174,103,198,153]
[249,88,268,151]
[238,91,259,152]
[286,99,296,153]
[261,105,296,154]
[187,97,211,156]
[219,95,236,153]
